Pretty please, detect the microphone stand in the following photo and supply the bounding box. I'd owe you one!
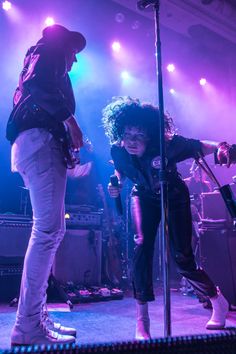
[195,155,236,225]
[197,165,204,218]
[138,0,171,336]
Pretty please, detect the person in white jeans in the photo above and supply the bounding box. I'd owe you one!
[11,130,74,344]
[7,24,85,345]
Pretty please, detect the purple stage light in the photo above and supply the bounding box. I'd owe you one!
[45,17,55,26]
[200,78,207,86]
[112,41,121,53]
[121,71,130,80]
[2,1,11,11]
[169,88,175,94]
[132,20,140,30]
[115,12,125,23]
[167,64,175,72]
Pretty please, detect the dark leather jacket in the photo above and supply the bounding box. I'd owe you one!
[6,39,75,143]
[111,135,203,203]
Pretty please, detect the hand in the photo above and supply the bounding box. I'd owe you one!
[217,142,236,167]
[64,115,83,150]
[108,182,122,198]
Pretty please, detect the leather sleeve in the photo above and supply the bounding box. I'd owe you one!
[21,44,74,121]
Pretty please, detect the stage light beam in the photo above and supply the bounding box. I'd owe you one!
[121,71,130,79]
[167,64,175,73]
[2,1,12,11]
[112,41,121,53]
[121,71,133,84]
[199,78,207,86]
[45,17,55,26]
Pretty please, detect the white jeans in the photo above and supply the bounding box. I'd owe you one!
[14,137,67,331]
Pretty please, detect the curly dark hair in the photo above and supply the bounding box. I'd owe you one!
[102,96,175,150]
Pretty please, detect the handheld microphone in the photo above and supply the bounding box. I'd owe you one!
[137,0,157,10]
[110,175,123,215]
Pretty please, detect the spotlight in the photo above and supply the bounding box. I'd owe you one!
[167,64,175,72]
[45,17,55,26]
[121,71,130,81]
[169,88,175,94]
[131,20,140,30]
[115,12,125,23]
[199,78,207,86]
[112,41,121,53]
[2,1,12,11]
[121,71,129,79]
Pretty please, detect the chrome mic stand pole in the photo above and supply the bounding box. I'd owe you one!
[138,0,171,336]
[122,183,131,284]
[124,183,130,276]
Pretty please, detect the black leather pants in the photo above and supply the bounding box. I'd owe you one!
[130,194,217,302]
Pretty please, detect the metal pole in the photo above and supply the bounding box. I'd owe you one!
[137,0,171,336]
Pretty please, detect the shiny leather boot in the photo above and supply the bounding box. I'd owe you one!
[135,302,151,340]
[206,288,229,329]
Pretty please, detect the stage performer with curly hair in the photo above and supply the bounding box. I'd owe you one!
[102,96,234,340]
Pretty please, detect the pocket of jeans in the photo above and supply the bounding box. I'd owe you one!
[36,145,52,175]
[19,170,30,188]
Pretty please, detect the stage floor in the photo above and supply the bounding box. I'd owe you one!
[0,288,236,349]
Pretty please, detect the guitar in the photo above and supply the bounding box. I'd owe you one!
[6,94,85,169]
[49,122,80,169]
[52,123,93,169]
[97,184,123,286]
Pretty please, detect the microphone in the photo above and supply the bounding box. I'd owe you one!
[110,175,123,215]
[137,0,157,10]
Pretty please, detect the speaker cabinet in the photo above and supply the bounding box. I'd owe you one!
[201,192,229,220]
[0,258,23,302]
[52,229,102,285]
[0,221,31,301]
[200,227,236,305]
[0,222,31,257]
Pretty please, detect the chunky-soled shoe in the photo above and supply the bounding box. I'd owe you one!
[206,288,229,330]
[42,309,77,337]
[135,302,151,340]
[11,322,76,346]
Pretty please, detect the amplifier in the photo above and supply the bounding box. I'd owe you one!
[0,214,32,223]
[0,257,24,302]
[0,217,32,257]
[201,192,229,220]
[65,211,102,229]
[200,227,236,305]
[53,229,102,285]
[0,260,23,276]
[0,218,31,301]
